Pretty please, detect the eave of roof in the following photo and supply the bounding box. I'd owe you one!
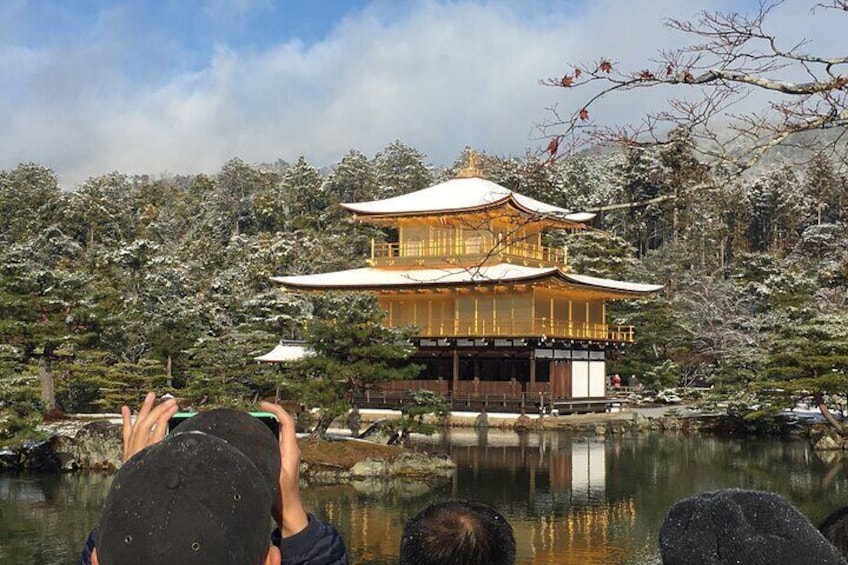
[271,265,663,297]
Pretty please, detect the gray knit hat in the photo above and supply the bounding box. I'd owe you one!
[659,489,847,565]
[820,505,848,560]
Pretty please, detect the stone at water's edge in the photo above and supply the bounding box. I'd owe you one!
[0,420,123,472]
[632,412,652,432]
[2,419,458,489]
[0,447,18,470]
[813,429,845,450]
[302,450,456,487]
[52,421,123,471]
[350,451,456,479]
[8,409,834,472]
[513,414,534,433]
[21,439,61,470]
[0,438,63,472]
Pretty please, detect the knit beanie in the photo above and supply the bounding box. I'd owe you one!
[821,505,848,560]
[659,489,847,565]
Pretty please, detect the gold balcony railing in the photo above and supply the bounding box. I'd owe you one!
[370,240,567,268]
[393,317,634,343]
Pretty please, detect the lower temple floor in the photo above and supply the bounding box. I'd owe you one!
[376,338,609,402]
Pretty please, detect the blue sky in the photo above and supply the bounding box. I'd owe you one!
[0,0,841,187]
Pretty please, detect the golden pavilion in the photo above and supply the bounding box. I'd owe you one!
[272,165,661,410]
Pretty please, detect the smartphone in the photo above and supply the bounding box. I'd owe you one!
[167,411,280,437]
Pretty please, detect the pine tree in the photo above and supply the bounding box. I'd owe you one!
[290,293,420,438]
[0,163,62,246]
[764,312,848,434]
[373,140,433,198]
[281,156,325,231]
[0,232,93,410]
[560,230,637,279]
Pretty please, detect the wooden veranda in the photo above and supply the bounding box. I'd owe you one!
[353,379,627,415]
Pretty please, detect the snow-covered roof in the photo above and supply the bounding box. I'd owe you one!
[341,177,595,223]
[561,272,665,294]
[255,342,311,363]
[272,265,663,297]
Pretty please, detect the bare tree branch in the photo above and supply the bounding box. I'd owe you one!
[538,0,848,181]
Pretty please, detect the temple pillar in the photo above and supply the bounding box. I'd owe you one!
[452,348,459,392]
[530,348,536,386]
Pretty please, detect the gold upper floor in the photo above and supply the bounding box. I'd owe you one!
[378,287,634,343]
[368,215,572,269]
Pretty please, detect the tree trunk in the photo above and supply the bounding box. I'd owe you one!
[309,412,336,440]
[39,355,57,411]
[815,393,846,436]
[166,355,173,387]
[672,199,679,243]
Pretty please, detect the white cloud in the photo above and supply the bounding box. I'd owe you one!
[0,0,843,187]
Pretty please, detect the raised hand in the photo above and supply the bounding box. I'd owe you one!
[258,400,309,537]
[121,392,179,462]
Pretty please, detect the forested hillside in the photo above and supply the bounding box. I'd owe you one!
[1,136,846,436]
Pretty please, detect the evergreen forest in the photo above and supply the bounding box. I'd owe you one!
[1,137,847,439]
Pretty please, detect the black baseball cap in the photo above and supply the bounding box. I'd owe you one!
[97,431,274,565]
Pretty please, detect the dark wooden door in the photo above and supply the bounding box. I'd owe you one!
[551,361,572,399]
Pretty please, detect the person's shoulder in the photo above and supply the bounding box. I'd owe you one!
[77,528,98,565]
[276,515,349,565]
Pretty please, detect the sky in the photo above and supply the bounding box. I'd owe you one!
[0,0,842,187]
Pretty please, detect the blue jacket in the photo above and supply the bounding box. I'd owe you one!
[78,514,349,565]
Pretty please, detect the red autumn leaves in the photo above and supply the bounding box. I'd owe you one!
[546,137,560,157]
[559,60,608,88]
[557,61,607,122]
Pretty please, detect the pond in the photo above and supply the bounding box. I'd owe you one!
[2,430,846,564]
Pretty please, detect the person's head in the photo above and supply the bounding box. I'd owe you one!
[399,499,516,565]
[659,488,846,565]
[94,417,281,565]
[821,505,848,560]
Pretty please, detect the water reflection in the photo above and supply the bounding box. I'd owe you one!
[323,431,848,565]
[0,472,113,565]
[410,430,641,564]
[1,432,846,565]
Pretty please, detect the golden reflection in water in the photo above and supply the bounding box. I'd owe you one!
[307,432,644,565]
[522,500,638,564]
[350,502,404,563]
[313,496,638,564]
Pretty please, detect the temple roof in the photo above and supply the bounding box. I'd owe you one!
[272,265,663,298]
[341,177,596,223]
[255,341,311,363]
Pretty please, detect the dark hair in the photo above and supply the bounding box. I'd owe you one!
[399,499,516,565]
[821,506,848,559]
